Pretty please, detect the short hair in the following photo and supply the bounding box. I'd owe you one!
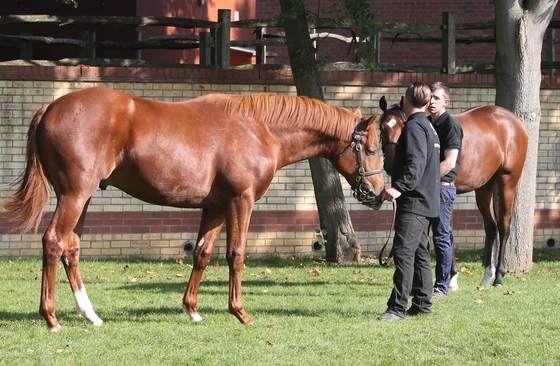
[405,82,431,108]
[429,81,450,100]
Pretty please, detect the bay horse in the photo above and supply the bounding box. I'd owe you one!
[2,87,385,331]
[378,96,528,287]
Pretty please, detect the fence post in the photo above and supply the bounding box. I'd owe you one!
[199,32,212,67]
[135,31,142,60]
[20,33,32,60]
[255,27,266,65]
[79,31,96,58]
[217,9,231,69]
[545,28,556,75]
[442,12,456,74]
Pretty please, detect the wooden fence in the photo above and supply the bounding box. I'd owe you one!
[1,10,559,74]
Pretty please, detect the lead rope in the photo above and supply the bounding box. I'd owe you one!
[379,200,397,266]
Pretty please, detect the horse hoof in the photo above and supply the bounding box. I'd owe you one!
[49,324,62,332]
[189,313,203,322]
[449,274,459,291]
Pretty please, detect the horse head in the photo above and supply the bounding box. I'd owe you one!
[378,96,406,175]
[333,109,385,210]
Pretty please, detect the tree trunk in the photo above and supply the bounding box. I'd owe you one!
[494,0,558,273]
[279,0,360,262]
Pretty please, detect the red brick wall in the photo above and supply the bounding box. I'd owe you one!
[257,1,560,68]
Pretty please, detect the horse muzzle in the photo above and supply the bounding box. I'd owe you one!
[352,179,383,210]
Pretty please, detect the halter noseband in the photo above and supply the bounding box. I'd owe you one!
[336,118,384,206]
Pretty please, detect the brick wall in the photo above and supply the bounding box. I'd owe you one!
[0,65,558,259]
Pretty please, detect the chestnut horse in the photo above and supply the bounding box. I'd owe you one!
[378,96,528,287]
[3,87,385,331]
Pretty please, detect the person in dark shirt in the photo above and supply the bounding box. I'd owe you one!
[428,82,464,297]
[378,82,441,321]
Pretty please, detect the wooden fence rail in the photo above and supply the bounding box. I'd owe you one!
[0,10,558,73]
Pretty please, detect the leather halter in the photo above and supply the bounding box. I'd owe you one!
[336,118,384,206]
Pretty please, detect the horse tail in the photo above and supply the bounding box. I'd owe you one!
[2,105,51,234]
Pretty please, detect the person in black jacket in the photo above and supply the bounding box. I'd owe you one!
[378,82,441,321]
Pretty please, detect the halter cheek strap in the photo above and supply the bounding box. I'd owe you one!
[336,119,383,205]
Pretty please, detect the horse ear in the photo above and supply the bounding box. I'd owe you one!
[399,96,404,109]
[364,111,379,128]
[354,107,363,118]
[379,96,387,111]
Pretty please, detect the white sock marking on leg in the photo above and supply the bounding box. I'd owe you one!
[74,286,104,326]
[480,265,495,286]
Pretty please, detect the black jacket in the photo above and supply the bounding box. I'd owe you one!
[391,111,440,218]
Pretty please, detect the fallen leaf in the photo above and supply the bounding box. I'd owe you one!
[474,298,483,304]
[476,285,484,291]
[176,258,184,265]
[268,324,276,328]
[175,274,185,278]
[55,349,66,354]
[309,268,323,275]
[263,268,272,275]
[267,341,275,347]
[352,270,361,274]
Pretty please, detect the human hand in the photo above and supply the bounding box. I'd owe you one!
[381,187,401,202]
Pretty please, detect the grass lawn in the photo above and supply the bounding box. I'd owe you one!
[0,249,559,365]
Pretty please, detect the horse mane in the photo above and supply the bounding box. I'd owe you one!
[201,93,354,137]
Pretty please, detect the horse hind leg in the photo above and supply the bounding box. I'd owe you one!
[492,173,519,287]
[61,198,103,327]
[40,196,101,331]
[475,183,498,286]
[183,209,225,322]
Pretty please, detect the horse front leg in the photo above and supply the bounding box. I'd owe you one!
[183,209,225,322]
[62,199,103,327]
[225,198,254,325]
[475,184,498,286]
[449,233,459,291]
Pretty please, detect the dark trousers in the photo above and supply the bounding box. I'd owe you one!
[386,211,433,316]
[431,185,457,294]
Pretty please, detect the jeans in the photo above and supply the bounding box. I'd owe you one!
[386,211,433,316]
[431,185,457,294]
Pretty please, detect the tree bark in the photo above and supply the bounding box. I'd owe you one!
[494,0,558,273]
[279,0,360,262]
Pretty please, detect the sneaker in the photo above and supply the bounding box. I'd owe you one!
[432,288,447,300]
[377,312,405,322]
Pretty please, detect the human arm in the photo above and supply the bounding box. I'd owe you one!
[392,122,428,194]
[440,148,459,177]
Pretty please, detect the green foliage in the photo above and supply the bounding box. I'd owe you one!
[324,0,378,70]
[1,249,559,365]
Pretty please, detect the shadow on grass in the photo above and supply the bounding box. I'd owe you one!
[115,276,388,296]
[0,310,42,323]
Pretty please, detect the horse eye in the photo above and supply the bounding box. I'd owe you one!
[365,148,376,156]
